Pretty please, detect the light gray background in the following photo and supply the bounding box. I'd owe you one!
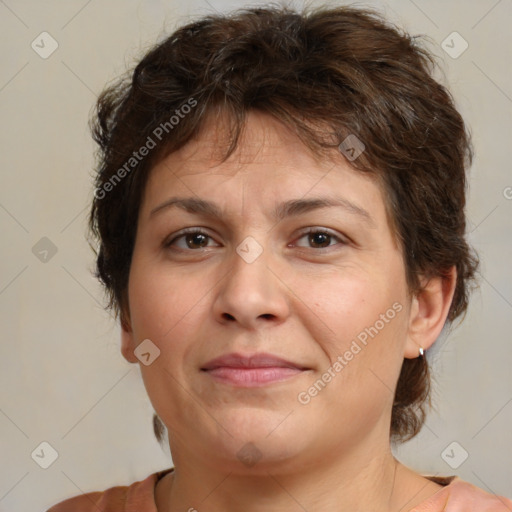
[0,0,511,510]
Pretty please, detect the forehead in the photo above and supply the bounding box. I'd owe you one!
[141,110,392,231]
[160,110,336,176]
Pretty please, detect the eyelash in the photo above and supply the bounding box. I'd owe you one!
[164,227,347,251]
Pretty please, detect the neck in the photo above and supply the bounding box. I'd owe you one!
[154,439,438,512]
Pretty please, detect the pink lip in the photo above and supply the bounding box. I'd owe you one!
[201,353,309,387]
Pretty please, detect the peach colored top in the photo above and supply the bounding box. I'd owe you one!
[47,468,512,511]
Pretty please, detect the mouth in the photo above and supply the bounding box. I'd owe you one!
[201,352,310,387]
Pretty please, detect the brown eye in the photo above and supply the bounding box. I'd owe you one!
[294,228,345,250]
[308,232,331,248]
[165,229,219,250]
[185,233,209,249]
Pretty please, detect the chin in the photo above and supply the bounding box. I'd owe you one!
[207,412,307,467]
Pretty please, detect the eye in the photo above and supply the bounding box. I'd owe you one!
[164,227,346,252]
[293,228,346,249]
[165,228,219,250]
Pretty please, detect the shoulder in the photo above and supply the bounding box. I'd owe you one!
[412,476,512,511]
[46,487,126,512]
[46,468,173,512]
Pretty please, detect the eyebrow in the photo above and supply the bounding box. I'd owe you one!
[149,196,375,227]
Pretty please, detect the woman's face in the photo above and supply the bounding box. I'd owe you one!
[122,111,420,472]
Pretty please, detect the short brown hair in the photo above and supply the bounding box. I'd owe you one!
[88,4,478,443]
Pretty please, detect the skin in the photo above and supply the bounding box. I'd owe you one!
[121,110,456,512]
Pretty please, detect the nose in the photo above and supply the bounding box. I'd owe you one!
[212,243,291,330]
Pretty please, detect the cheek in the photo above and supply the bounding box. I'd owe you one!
[127,262,208,429]
[292,264,409,395]
[292,267,403,341]
[127,259,207,344]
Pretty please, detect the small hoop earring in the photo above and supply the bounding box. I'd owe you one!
[419,347,424,357]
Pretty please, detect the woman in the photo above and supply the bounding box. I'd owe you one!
[48,4,512,511]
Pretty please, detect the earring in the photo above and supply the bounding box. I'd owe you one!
[419,347,424,357]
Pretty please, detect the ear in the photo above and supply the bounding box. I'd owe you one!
[404,266,457,359]
[120,310,139,364]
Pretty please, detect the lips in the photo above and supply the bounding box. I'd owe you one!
[201,352,307,371]
[201,352,309,387]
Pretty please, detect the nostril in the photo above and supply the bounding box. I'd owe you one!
[222,313,236,321]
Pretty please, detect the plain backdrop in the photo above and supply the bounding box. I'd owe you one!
[0,0,511,510]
